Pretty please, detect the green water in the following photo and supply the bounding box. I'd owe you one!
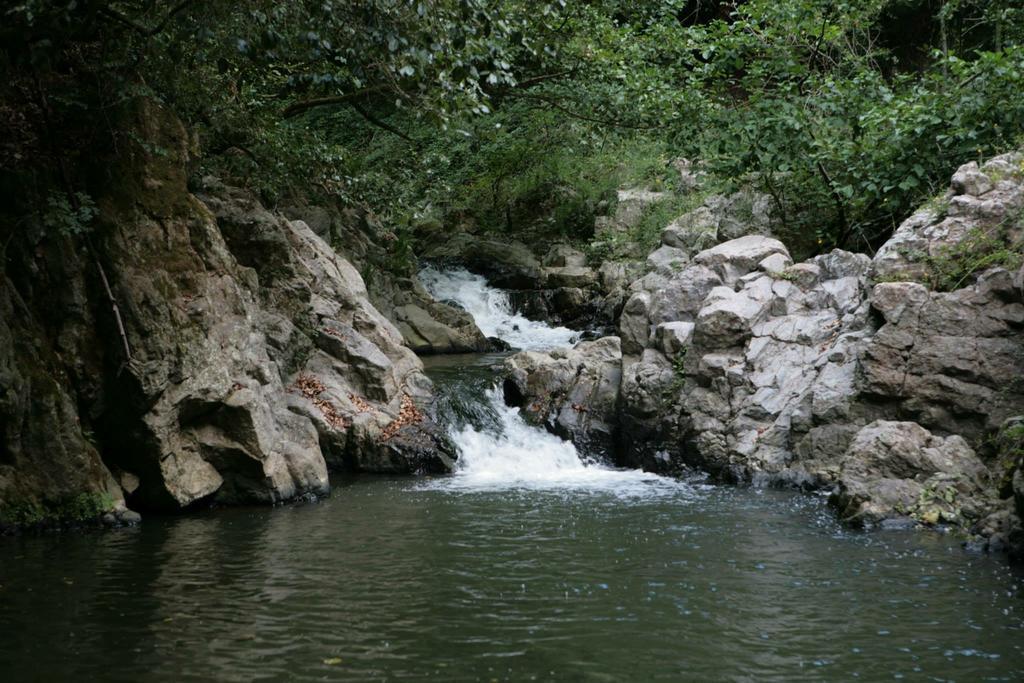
[0,353,1022,681]
[0,482,1021,681]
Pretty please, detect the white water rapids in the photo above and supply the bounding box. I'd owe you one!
[419,266,580,351]
[419,267,689,497]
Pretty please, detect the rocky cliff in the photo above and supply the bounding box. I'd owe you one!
[505,151,1024,555]
[0,101,454,529]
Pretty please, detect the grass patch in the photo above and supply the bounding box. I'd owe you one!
[924,219,1024,292]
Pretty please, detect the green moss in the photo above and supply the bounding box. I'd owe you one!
[988,421,1024,499]
[925,222,1024,291]
[0,492,116,529]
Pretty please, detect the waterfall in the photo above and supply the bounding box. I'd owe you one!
[419,266,580,351]
[442,386,685,497]
[419,267,688,497]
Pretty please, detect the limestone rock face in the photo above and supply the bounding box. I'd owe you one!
[862,272,1024,440]
[0,101,455,527]
[872,151,1024,282]
[661,189,773,252]
[822,421,990,528]
[503,337,623,460]
[195,182,455,484]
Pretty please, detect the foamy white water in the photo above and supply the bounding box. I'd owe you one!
[425,384,691,498]
[419,266,688,497]
[419,266,580,351]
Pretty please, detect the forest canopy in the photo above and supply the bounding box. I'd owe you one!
[3,0,1024,257]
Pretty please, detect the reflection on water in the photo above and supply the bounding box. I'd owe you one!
[0,480,1022,682]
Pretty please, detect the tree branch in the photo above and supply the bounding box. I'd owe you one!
[507,92,664,131]
[350,100,415,143]
[98,0,195,37]
[281,85,388,118]
[513,70,575,89]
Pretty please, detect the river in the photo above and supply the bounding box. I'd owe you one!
[0,268,1022,681]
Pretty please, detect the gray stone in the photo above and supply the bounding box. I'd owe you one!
[758,252,791,275]
[872,151,1024,282]
[828,421,989,528]
[646,245,690,276]
[504,337,623,459]
[543,244,588,267]
[694,235,791,282]
[544,265,598,289]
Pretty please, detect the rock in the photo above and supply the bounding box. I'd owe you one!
[0,277,125,527]
[781,262,821,289]
[618,349,682,471]
[489,336,512,351]
[597,261,631,293]
[118,509,143,526]
[827,421,989,528]
[392,302,491,354]
[705,190,774,242]
[0,101,458,527]
[504,337,623,460]
[281,204,334,240]
[758,252,791,275]
[422,233,544,289]
[661,189,773,254]
[646,266,723,325]
[619,291,653,355]
[662,206,719,252]
[862,272,1024,439]
[502,148,1024,550]
[694,279,775,348]
[694,235,791,282]
[549,287,593,325]
[872,150,1024,282]
[646,245,690,276]
[543,244,588,267]
[951,161,994,197]
[653,321,695,357]
[544,265,597,289]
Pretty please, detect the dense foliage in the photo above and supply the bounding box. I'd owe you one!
[3,0,1024,259]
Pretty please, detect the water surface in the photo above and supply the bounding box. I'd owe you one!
[1,478,1022,681]
[2,271,1022,681]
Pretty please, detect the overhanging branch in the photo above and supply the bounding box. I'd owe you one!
[282,86,388,119]
[98,0,195,37]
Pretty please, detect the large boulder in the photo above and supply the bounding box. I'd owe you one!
[862,271,1024,439]
[421,233,544,289]
[662,189,773,253]
[693,235,791,281]
[504,337,623,460]
[822,421,990,528]
[374,275,491,354]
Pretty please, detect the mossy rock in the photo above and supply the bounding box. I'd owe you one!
[0,492,117,530]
